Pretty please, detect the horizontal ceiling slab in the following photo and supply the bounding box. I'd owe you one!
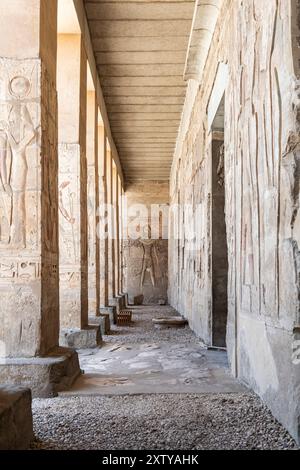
[84,0,194,181]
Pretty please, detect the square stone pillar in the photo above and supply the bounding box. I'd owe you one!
[98,132,115,322]
[115,169,121,295]
[57,34,100,349]
[118,178,125,296]
[107,148,116,301]
[98,125,108,309]
[0,0,80,397]
[87,90,98,316]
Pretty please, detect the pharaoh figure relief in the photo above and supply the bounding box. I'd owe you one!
[0,74,36,249]
[139,224,159,290]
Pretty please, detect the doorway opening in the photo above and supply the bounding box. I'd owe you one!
[211,95,228,348]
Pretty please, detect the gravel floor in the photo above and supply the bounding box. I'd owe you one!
[30,306,299,450]
[104,305,197,345]
[31,394,298,450]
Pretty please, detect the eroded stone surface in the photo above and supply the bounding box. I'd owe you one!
[59,326,101,350]
[0,386,33,450]
[0,348,81,398]
[168,0,300,443]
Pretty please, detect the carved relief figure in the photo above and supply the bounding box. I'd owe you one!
[139,224,159,290]
[59,181,75,225]
[217,143,225,187]
[0,76,35,248]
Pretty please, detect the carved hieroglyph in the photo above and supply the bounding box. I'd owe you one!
[87,160,97,313]
[0,57,59,357]
[168,0,300,442]
[58,143,83,329]
[0,59,39,252]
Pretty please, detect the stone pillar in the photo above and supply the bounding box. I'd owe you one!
[108,149,116,300]
[99,131,109,308]
[120,184,126,297]
[57,34,100,349]
[87,90,98,317]
[119,178,125,296]
[0,0,80,398]
[98,134,115,324]
[115,173,121,295]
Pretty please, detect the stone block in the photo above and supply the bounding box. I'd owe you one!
[109,296,125,311]
[89,314,111,335]
[100,306,117,324]
[0,386,33,450]
[60,325,101,349]
[152,317,188,329]
[0,348,80,398]
[134,294,144,306]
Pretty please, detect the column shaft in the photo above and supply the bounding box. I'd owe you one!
[0,0,80,397]
[87,90,97,316]
[57,34,88,330]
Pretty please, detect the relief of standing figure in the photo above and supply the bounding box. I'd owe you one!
[139,224,159,290]
[0,76,36,248]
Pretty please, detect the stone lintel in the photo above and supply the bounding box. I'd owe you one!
[0,348,80,398]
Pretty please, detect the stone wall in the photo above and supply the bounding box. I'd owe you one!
[169,0,300,442]
[124,181,169,305]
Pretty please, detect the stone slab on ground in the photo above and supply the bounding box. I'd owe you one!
[0,386,33,450]
[60,325,102,349]
[0,348,81,398]
[152,317,188,329]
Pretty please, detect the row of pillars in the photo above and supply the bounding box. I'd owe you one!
[0,0,126,398]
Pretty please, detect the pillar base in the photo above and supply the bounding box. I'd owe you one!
[110,295,126,310]
[0,348,80,398]
[100,306,117,324]
[124,293,129,307]
[89,314,111,335]
[0,386,33,450]
[60,325,101,349]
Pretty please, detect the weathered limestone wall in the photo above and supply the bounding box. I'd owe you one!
[169,0,300,442]
[124,181,169,305]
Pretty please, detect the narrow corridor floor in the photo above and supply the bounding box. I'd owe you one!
[61,306,245,395]
[31,306,299,450]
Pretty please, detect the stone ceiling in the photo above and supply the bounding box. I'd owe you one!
[84,0,195,181]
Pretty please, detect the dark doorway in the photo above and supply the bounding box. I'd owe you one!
[211,96,228,348]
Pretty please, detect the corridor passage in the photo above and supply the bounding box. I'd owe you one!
[62,306,244,395]
[31,307,298,450]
